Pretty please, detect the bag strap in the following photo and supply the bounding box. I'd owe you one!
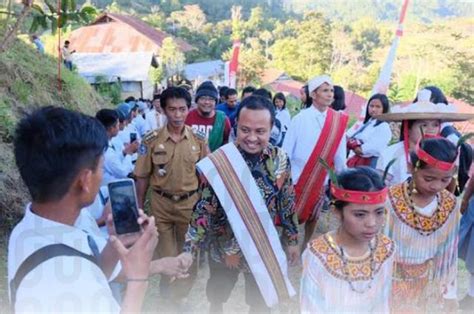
[10,244,99,311]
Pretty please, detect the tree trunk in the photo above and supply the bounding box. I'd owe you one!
[0,1,33,53]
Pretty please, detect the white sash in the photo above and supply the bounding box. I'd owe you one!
[197,143,295,307]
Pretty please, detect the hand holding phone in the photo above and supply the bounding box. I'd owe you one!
[108,179,141,235]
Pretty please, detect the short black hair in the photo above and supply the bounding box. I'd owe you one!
[332,167,385,210]
[332,85,346,111]
[219,86,229,98]
[160,86,192,109]
[236,95,275,125]
[241,86,256,98]
[14,106,107,202]
[125,96,136,103]
[96,109,119,130]
[64,40,70,45]
[225,88,238,99]
[253,88,272,100]
[410,137,457,170]
[272,92,286,109]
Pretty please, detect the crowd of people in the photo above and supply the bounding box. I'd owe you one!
[6,74,474,314]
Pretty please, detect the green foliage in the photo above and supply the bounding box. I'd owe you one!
[350,17,390,65]
[450,51,474,104]
[93,76,122,105]
[290,0,473,22]
[0,97,15,142]
[30,0,98,34]
[159,37,185,82]
[224,45,266,87]
[10,81,31,104]
[270,11,332,81]
[169,4,206,33]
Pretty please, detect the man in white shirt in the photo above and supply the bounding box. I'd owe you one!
[8,106,158,313]
[132,101,149,137]
[283,75,348,250]
[95,109,138,186]
[145,94,167,133]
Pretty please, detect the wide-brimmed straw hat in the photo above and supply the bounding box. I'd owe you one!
[374,89,474,122]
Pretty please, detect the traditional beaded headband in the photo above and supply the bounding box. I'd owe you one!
[330,185,388,204]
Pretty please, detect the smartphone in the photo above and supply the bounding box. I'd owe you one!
[108,179,141,235]
[130,132,137,143]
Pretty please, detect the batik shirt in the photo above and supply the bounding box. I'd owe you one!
[183,144,298,271]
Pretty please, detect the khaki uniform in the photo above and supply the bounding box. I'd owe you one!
[134,125,207,259]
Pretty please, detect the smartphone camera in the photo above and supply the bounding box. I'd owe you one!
[108,179,141,235]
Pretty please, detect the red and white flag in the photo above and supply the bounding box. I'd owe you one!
[349,0,410,133]
[228,40,241,88]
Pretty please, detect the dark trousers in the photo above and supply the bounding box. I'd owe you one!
[206,257,269,311]
[63,60,73,70]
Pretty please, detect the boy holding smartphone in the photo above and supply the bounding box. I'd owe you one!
[8,107,158,313]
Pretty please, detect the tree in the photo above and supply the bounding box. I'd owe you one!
[0,0,33,53]
[270,11,333,81]
[450,51,474,104]
[350,17,390,65]
[259,30,272,60]
[30,0,97,35]
[159,37,185,84]
[168,4,206,33]
[223,45,266,87]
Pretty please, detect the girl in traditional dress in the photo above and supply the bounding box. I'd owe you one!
[376,89,473,185]
[385,137,459,312]
[300,166,395,313]
[346,94,391,168]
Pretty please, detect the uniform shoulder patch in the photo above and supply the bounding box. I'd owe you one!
[138,143,148,155]
[143,129,159,145]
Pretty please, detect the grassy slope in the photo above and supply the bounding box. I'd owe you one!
[0,38,106,310]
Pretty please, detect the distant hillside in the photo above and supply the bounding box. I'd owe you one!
[0,39,105,237]
[79,0,473,22]
[288,0,473,22]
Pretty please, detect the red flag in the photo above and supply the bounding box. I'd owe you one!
[228,40,240,88]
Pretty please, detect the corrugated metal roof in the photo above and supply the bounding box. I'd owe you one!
[69,12,193,54]
[73,52,154,83]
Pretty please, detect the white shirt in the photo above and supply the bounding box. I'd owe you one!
[131,115,147,138]
[283,106,347,184]
[144,109,167,132]
[8,204,120,313]
[82,187,109,238]
[347,119,392,158]
[276,108,291,133]
[102,140,134,186]
[377,141,409,185]
[117,123,141,147]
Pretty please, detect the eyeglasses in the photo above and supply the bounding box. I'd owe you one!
[199,96,216,102]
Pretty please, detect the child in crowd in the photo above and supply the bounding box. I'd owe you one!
[300,166,395,313]
[385,137,459,312]
[376,89,473,185]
